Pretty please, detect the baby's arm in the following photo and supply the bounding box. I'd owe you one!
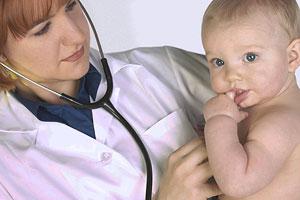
[204,94,297,198]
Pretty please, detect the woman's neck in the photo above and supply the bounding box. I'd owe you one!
[15,79,80,104]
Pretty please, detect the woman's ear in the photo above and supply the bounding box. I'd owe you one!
[0,55,7,63]
[287,39,300,72]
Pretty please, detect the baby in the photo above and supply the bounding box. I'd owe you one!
[202,0,300,199]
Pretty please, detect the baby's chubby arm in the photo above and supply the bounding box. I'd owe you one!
[203,94,296,198]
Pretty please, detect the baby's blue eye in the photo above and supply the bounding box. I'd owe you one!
[212,58,225,67]
[244,53,257,62]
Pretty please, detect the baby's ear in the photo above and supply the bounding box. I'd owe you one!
[287,38,300,72]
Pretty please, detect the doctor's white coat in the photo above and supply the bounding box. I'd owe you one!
[0,46,214,200]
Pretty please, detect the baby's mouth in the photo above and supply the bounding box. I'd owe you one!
[234,89,249,105]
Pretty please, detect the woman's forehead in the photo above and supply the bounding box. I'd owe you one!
[5,0,70,37]
[31,0,70,23]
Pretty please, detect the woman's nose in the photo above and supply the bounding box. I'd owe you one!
[60,16,86,46]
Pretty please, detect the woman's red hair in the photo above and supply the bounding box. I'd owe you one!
[0,0,68,91]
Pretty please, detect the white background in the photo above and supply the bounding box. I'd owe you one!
[81,0,300,84]
[81,0,211,54]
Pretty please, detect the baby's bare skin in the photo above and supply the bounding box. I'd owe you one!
[216,84,300,199]
[219,144,300,200]
[202,7,300,198]
[202,1,300,199]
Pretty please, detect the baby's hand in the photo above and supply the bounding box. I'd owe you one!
[203,94,248,123]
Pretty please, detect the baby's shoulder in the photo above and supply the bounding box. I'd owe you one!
[248,105,300,142]
[255,102,300,124]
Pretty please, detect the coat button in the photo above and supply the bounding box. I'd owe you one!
[100,152,112,164]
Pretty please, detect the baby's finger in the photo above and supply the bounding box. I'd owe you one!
[237,111,248,122]
[225,91,235,100]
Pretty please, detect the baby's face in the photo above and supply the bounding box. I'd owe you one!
[203,14,292,108]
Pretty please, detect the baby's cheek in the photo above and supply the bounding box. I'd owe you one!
[211,81,225,94]
[254,75,280,94]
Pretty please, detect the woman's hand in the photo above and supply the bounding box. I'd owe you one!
[155,138,222,200]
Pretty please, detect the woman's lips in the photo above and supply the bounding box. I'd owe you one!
[62,46,84,62]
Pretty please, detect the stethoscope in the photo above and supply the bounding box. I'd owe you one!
[0,1,153,200]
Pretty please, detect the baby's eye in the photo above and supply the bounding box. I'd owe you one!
[212,58,225,67]
[244,53,257,62]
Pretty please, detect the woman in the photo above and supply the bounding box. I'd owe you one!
[0,0,220,199]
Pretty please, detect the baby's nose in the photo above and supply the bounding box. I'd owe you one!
[225,66,243,83]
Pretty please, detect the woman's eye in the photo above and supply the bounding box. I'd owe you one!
[65,0,77,12]
[212,58,225,67]
[244,53,257,62]
[34,22,51,36]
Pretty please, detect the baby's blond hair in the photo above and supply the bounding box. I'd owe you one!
[202,0,300,42]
